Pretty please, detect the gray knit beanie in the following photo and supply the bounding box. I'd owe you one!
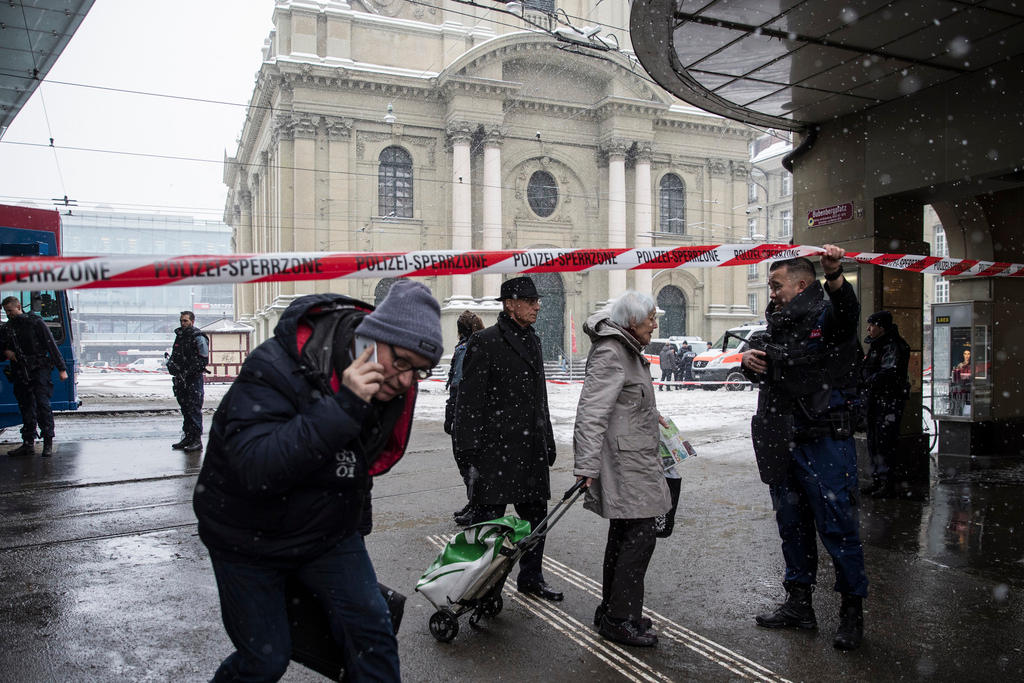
[355,280,443,365]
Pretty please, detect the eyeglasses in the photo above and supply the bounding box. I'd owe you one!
[387,344,433,380]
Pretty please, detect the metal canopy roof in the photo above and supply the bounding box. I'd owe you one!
[630,0,1024,131]
[0,0,94,137]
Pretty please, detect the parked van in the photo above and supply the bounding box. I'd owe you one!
[689,324,766,390]
[645,336,710,379]
[122,358,168,372]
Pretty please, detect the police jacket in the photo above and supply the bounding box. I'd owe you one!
[746,280,862,430]
[862,325,910,403]
[167,325,209,378]
[0,313,66,376]
[192,293,416,565]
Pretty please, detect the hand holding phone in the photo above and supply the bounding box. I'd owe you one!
[344,339,382,402]
[353,335,378,363]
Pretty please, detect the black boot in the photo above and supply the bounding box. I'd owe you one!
[181,438,203,452]
[833,595,864,651]
[171,438,188,450]
[41,438,53,457]
[755,582,817,630]
[8,442,34,457]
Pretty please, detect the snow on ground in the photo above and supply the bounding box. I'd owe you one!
[415,379,758,446]
[78,371,759,452]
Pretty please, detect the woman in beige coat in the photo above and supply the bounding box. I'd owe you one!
[574,290,670,648]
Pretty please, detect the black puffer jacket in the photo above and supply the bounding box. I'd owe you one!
[193,293,416,565]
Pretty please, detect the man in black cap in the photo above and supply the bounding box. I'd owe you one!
[861,310,911,498]
[454,275,563,602]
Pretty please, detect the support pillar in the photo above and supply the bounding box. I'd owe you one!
[449,126,473,300]
[633,145,653,296]
[482,130,503,297]
[607,142,627,298]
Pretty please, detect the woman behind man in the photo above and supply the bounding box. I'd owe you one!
[445,310,484,525]
[573,291,670,648]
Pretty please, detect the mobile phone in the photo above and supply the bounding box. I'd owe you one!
[353,335,378,363]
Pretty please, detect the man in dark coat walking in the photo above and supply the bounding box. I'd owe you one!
[861,310,911,498]
[454,276,563,602]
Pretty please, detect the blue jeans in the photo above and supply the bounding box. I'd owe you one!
[769,436,869,597]
[172,373,204,440]
[209,533,399,682]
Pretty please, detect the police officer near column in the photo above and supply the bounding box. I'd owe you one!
[741,245,867,651]
[1,296,68,457]
[166,310,209,452]
[861,310,911,498]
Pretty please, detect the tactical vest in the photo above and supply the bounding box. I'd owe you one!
[762,295,861,419]
[170,327,209,376]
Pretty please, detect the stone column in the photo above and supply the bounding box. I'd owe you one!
[606,141,628,298]
[633,143,653,296]
[449,123,473,300]
[482,128,503,298]
[236,185,254,322]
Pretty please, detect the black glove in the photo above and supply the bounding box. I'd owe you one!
[165,360,180,376]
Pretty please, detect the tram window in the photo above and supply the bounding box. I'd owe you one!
[0,290,66,342]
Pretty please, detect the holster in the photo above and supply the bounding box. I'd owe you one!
[750,413,794,485]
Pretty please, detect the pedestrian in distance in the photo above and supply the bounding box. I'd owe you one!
[193,280,443,682]
[860,310,911,499]
[573,291,670,647]
[453,275,564,602]
[166,311,209,452]
[445,309,484,525]
[677,342,697,390]
[0,296,68,457]
[740,245,868,651]
[658,341,676,391]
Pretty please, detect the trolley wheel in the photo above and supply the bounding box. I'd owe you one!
[725,371,747,391]
[482,594,503,617]
[429,609,459,643]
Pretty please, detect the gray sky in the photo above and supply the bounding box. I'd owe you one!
[0,0,274,219]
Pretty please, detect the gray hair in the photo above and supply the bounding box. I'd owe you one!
[609,290,656,328]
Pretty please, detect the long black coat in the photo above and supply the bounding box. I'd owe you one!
[454,311,556,504]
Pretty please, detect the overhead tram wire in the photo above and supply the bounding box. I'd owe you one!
[16,0,69,203]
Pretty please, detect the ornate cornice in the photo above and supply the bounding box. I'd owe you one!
[655,117,755,139]
[356,130,437,165]
[325,115,354,140]
[707,158,730,177]
[273,113,319,143]
[438,75,521,100]
[504,97,598,121]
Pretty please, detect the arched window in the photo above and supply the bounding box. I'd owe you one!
[659,174,685,234]
[657,285,687,337]
[378,147,413,218]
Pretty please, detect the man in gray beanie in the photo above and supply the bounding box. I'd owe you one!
[194,281,440,682]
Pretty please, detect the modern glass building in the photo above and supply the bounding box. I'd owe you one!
[62,210,233,362]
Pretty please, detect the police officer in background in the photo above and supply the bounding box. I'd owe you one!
[166,310,209,452]
[860,310,911,499]
[1,296,68,457]
[741,245,867,651]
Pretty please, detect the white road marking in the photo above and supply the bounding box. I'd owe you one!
[423,535,791,682]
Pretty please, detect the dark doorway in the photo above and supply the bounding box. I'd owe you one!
[530,273,565,361]
[657,285,687,336]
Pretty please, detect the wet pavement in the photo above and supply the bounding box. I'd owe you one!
[0,395,1022,681]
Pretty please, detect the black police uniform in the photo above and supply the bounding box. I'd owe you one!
[167,325,209,449]
[744,278,868,644]
[861,322,911,495]
[1,312,67,453]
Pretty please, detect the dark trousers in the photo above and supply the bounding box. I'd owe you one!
[602,518,657,621]
[13,367,55,443]
[769,436,868,597]
[172,373,205,440]
[866,396,904,482]
[475,500,548,586]
[209,533,399,683]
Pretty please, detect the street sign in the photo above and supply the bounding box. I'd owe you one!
[807,202,854,227]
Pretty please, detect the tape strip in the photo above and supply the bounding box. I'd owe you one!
[0,244,1019,290]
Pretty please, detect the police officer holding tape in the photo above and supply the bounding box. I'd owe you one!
[741,245,867,651]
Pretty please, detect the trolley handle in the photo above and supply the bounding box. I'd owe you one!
[562,478,587,501]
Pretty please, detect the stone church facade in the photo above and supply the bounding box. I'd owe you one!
[223,0,758,357]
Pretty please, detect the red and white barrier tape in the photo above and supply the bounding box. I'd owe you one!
[0,244,1018,290]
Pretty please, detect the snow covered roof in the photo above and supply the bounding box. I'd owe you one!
[751,141,792,164]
